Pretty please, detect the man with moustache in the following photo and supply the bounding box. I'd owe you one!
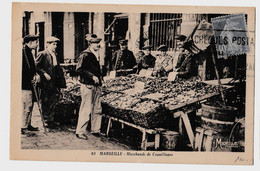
[75,34,103,140]
[137,45,156,74]
[173,35,198,79]
[112,39,137,75]
[172,35,187,71]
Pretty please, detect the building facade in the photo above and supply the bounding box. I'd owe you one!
[23,11,228,80]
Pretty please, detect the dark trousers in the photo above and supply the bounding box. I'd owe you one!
[41,88,59,123]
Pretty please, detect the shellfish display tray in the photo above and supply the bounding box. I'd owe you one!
[100,75,229,128]
[102,75,224,106]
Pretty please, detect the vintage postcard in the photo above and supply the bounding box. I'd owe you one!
[10,2,255,164]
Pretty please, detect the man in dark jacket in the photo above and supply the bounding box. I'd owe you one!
[75,34,103,140]
[112,39,137,73]
[137,45,156,73]
[22,34,40,134]
[36,36,66,128]
[174,42,198,79]
[172,35,187,71]
[175,51,198,79]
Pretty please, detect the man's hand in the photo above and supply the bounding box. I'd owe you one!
[93,76,99,84]
[31,74,41,84]
[173,68,180,72]
[44,73,51,81]
[143,63,149,68]
[152,71,157,76]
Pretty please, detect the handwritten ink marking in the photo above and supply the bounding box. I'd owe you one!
[234,156,249,163]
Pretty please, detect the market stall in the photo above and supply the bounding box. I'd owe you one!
[100,74,233,150]
[55,18,244,151]
[57,67,244,151]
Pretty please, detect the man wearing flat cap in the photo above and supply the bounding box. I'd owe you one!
[153,44,173,77]
[173,34,198,79]
[36,36,66,128]
[21,34,41,134]
[75,34,103,140]
[112,39,137,74]
[137,45,156,74]
[172,35,187,71]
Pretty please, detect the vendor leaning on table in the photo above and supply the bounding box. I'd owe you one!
[112,39,137,72]
[137,45,156,74]
[152,44,173,77]
[75,34,103,140]
[173,35,198,79]
[172,35,187,71]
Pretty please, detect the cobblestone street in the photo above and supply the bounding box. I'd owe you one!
[21,103,131,150]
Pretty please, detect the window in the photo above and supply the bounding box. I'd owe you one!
[22,12,30,37]
[149,13,182,51]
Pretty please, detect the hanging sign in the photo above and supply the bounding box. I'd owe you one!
[192,20,214,51]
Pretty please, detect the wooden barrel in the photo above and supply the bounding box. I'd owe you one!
[201,117,234,135]
[201,102,237,122]
[201,102,237,134]
[160,131,179,150]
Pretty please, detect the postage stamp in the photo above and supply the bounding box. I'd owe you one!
[211,14,250,58]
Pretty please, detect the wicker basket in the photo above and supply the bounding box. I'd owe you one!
[130,104,170,129]
[101,102,133,122]
[102,97,171,128]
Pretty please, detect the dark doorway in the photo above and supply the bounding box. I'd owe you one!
[74,12,90,62]
[104,13,129,71]
[114,17,128,47]
[35,22,45,52]
[52,12,64,63]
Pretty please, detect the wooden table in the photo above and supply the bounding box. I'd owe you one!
[101,79,234,150]
[166,86,233,150]
[103,114,162,150]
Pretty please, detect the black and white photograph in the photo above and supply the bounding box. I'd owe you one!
[10,2,255,165]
